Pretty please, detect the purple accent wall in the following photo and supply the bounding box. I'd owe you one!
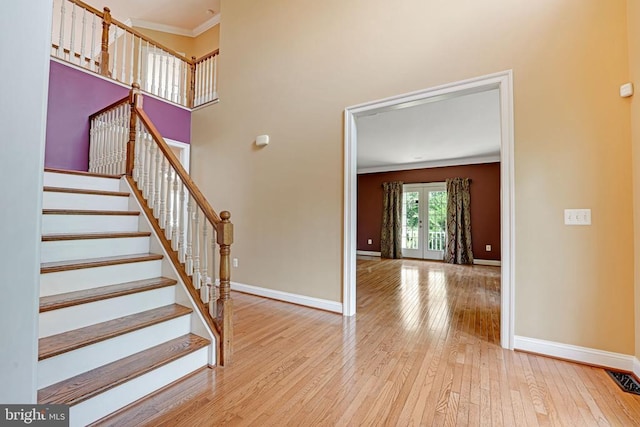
[45,61,191,171]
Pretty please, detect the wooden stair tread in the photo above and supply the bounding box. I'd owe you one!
[42,231,151,241]
[38,334,210,406]
[40,277,178,312]
[45,168,121,179]
[43,186,130,197]
[41,253,163,274]
[43,209,140,216]
[39,304,193,360]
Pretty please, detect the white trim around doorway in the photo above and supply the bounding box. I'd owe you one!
[343,70,516,350]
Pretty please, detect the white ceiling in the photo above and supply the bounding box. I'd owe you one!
[84,0,220,33]
[356,89,501,173]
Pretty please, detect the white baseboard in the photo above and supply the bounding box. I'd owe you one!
[474,259,501,267]
[514,335,636,372]
[633,356,640,379]
[356,250,381,257]
[230,282,343,314]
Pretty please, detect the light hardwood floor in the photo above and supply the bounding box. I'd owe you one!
[95,258,640,426]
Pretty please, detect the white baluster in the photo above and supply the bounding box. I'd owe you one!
[193,208,201,289]
[172,58,178,103]
[69,3,76,62]
[80,8,86,66]
[121,30,127,82]
[105,111,112,174]
[153,146,162,217]
[184,61,189,105]
[209,231,218,317]
[94,116,101,173]
[171,171,179,249]
[90,14,96,71]
[129,33,135,84]
[116,108,123,173]
[112,26,118,78]
[196,62,202,105]
[213,55,218,99]
[58,0,66,57]
[143,41,150,92]
[208,58,213,102]
[160,53,168,99]
[160,157,169,228]
[200,222,209,303]
[142,130,151,197]
[150,46,157,95]
[178,181,186,262]
[165,168,174,240]
[133,118,142,182]
[186,197,194,275]
[136,36,142,85]
[110,109,118,174]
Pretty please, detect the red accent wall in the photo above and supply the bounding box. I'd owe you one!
[357,162,501,260]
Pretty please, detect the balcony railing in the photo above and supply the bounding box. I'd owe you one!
[51,0,218,109]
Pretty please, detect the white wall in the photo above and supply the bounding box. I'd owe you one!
[0,0,52,403]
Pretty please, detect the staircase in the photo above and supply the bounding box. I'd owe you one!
[37,168,214,426]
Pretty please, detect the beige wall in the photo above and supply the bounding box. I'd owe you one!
[629,0,640,360]
[134,25,220,59]
[191,0,635,354]
[194,25,220,58]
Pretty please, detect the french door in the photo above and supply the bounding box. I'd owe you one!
[402,183,447,260]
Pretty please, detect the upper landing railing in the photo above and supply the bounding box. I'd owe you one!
[51,0,218,108]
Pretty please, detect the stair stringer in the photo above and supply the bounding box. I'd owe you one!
[121,178,217,366]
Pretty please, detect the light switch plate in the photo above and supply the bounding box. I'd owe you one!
[564,209,591,225]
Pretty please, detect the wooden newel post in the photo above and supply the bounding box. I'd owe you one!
[100,7,112,76]
[216,211,233,365]
[188,56,197,108]
[126,83,142,176]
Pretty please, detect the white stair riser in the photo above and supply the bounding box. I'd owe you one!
[44,172,121,192]
[40,260,162,296]
[41,237,150,263]
[39,286,176,337]
[68,347,208,427]
[42,214,139,234]
[43,192,129,211]
[38,315,191,389]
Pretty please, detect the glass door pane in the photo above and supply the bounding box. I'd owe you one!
[402,191,422,257]
[426,190,447,257]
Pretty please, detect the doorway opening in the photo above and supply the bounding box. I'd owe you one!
[402,183,447,260]
[343,70,514,350]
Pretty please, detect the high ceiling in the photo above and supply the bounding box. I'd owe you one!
[356,89,501,173]
[84,0,220,32]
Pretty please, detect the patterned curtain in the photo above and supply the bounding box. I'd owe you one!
[381,181,403,259]
[445,178,474,264]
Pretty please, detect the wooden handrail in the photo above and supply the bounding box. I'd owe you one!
[109,19,194,65]
[66,0,105,18]
[194,49,220,64]
[130,91,222,225]
[89,96,129,122]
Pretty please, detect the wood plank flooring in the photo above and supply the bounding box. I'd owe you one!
[94,258,640,426]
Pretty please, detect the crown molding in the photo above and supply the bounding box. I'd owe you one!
[193,15,220,37]
[129,14,220,38]
[357,154,500,174]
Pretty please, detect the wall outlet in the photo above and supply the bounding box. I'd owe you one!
[367,239,373,245]
[233,258,238,268]
[485,244,492,252]
[564,209,591,225]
